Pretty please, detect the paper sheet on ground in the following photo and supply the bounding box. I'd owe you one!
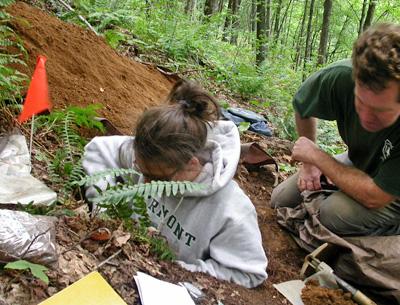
[134,272,195,305]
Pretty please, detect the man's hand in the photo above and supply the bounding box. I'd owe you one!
[292,137,323,191]
[291,136,321,164]
[298,163,322,191]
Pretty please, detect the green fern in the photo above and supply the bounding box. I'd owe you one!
[90,180,203,205]
[76,168,140,187]
[35,107,101,201]
[61,111,81,161]
[0,0,15,8]
[35,105,105,133]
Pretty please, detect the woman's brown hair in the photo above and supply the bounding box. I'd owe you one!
[134,80,220,168]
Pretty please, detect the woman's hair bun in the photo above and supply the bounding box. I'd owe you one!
[166,80,219,121]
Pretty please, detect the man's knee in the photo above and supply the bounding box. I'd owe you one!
[270,186,285,208]
[319,193,363,235]
[270,173,302,208]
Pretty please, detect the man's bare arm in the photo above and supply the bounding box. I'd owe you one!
[295,112,322,191]
[292,137,395,208]
[295,112,317,142]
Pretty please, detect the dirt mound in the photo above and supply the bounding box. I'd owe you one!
[9,1,175,134]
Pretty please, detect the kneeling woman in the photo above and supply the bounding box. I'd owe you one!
[82,80,268,288]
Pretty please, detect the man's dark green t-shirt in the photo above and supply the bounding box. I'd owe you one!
[293,59,400,198]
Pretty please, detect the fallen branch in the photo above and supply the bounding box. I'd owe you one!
[20,228,51,259]
[55,0,98,35]
[95,249,122,270]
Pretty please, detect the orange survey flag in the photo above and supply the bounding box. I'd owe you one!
[18,55,52,123]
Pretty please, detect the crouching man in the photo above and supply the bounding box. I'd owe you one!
[271,23,400,236]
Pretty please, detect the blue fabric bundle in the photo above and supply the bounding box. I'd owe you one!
[221,108,272,137]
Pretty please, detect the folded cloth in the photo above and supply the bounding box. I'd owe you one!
[227,107,267,123]
[220,108,246,125]
[249,121,272,137]
[221,108,272,137]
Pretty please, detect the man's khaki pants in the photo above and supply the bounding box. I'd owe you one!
[270,172,400,236]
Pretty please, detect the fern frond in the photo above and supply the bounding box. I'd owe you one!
[61,111,81,160]
[0,0,15,8]
[91,180,203,204]
[65,158,86,192]
[76,168,140,186]
[0,54,26,65]
[0,38,14,48]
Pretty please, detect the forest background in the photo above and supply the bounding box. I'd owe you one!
[3,0,400,150]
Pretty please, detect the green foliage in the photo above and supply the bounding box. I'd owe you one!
[76,167,140,187]
[0,0,27,105]
[237,121,250,134]
[0,0,15,7]
[67,104,105,131]
[149,235,175,260]
[218,100,229,109]
[279,162,296,175]
[104,29,127,49]
[5,260,49,284]
[36,106,104,200]
[317,120,347,155]
[16,201,57,216]
[91,180,203,205]
[36,104,105,133]
[80,168,204,205]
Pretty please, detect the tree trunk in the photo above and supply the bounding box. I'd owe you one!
[358,0,368,35]
[273,0,283,41]
[283,0,295,46]
[230,0,241,44]
[251,0,257,33]
[328,15,349,62]
[362,0,377,32]
[303,0,315,77]
[277,0,293,43]
[294,0,308,69]
[317,0,332,66]
[184,0,196,15]
[204,0,218,16]
[218,0,225,13]
[266,0,271,40]
[256,0,267,66]
[223,0,234,41]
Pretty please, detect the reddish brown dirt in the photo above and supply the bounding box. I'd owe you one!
[3,2,309,305]
[9,1,175,135]
[301,280,357,305]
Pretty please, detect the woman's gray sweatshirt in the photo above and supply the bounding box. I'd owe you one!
[82,120,268,288]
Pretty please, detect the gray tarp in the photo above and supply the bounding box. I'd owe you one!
[0,134,58,265]
[0,209,57,266]
[276,191,400,305]
[0,134,56,205]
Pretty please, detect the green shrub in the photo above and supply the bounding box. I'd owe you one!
[0,0,27,105]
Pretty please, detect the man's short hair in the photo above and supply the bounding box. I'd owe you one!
[352,23,400,92]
